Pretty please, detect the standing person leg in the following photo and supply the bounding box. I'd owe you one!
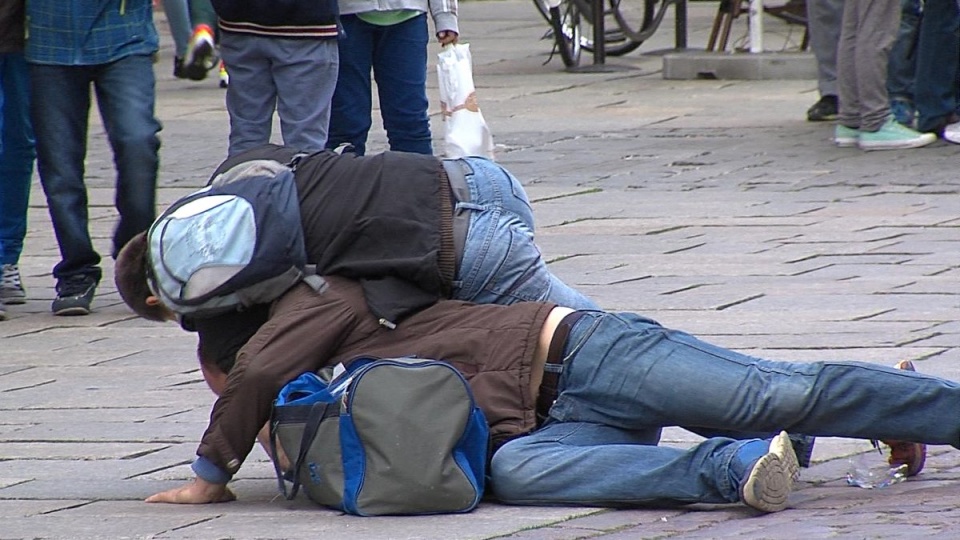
[92,54,161,260]
[450,157,599,309]
[31,64,103,315]
[0,52,35,306]
[914,0,960,135]
[219,33,278,156]
[887,0,921,127]
[374,13,433,155]
[548,312,960,445]
[271,38,339,152]
[853,0,935,149]
[834,0,863,145]
[805,0,843,121]
[326,15,376,155]
[161,0,192,78]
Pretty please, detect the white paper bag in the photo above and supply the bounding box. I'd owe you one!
[437,43,495,160]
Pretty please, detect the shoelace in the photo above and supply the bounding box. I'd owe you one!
[1,264,21,290]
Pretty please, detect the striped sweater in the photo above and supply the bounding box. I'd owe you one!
[211,0,340,39]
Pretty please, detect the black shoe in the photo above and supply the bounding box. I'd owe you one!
[52,276,97,316]
[173,56,189,79]
[807,95,838,122]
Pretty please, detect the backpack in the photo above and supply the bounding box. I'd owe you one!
[147,159,317,319]
[270,357,490,516]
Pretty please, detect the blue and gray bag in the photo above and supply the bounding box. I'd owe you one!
[146,160,318,319]
[271,357,489,516]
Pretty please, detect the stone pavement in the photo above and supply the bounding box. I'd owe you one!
[2,1,959,538]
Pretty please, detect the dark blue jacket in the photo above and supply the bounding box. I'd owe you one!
[211,0,339,39]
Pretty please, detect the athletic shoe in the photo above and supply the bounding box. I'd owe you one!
[878,360,926,477]
[859,117,937,150]
[739,431,798,513]
[0,264,26,304]
[834,124,859,148]
[52,275,97,316]
[807,95,838,122]
[218,60,229,89]
[181,24,217,81]
[942,120,960,145]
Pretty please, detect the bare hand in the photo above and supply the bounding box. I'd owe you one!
[438,31,459,46]
[145,478,236,504]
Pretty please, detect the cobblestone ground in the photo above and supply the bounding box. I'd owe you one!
[1,1,958,538]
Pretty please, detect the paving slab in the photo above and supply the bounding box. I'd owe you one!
[1,1,958,538]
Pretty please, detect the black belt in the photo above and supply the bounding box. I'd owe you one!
[442,159,471,270]
[536,311,586,425]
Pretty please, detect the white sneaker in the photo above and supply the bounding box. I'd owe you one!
[740,431,798,513]
[943,121,960,144]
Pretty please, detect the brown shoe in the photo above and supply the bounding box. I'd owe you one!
[879,360,926,477]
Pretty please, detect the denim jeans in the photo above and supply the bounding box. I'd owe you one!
[326,14,433,156]
[887,0,921,101]
[220,34,339,156]
[451,157,599,310]
[30,54,161,283]
[914,0,960,132]
[491,311,960,506]
[0,52,35,265]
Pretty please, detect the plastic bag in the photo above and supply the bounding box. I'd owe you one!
[437,43,495,159]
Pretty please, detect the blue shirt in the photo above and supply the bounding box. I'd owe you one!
[25,0,158,65]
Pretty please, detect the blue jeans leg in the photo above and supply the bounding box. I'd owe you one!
[0,52,35,265]
[491,421,757,505]
[327,14,432,155]
[886,0,920,100]
[550,312,960,446]
[93,54,161,259]
[914,0,960,132]
[32,55,160,282]
[451,157,599,309]
[374,14,432,155]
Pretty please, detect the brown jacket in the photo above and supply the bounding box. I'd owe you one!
[197,276,555,476]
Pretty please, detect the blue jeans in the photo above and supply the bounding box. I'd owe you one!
[887,0,920,101]
[451,157,599,310]
[0,52,35,265]
[326,14,433,156]
[914,0,960,132]
[30,55,161,283]
[491,311,960,506]
[220,33,339,156]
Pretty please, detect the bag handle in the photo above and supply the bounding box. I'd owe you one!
[274,401,333,500]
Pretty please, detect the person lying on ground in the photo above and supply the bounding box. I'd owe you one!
[134,274,938,513]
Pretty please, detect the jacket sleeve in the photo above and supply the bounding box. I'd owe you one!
[194,284,358,477]
[428,0,458,35]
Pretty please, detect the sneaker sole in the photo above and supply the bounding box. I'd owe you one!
[742,431,797,513]
[0,292,26,305]
[859,137,937,151]
[834,138,858,148]
[53,305,91,316]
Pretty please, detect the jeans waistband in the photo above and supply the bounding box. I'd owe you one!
[442,159,472,268]
[535,311,587,425]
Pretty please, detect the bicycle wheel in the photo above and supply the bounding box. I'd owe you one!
[550,4,582,68]
[572,0,645,57]
[608,0,659,46]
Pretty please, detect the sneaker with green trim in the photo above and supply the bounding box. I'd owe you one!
[858,117,937,150]
[834,124,860,147]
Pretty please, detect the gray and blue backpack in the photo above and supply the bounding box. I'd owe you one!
[146,159,317,319]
